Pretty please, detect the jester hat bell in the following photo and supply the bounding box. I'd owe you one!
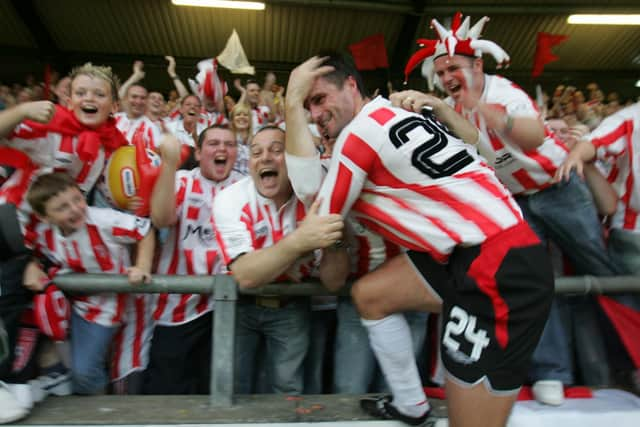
[404,12,510,90]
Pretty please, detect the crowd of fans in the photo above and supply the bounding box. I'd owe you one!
[0,52,638,425]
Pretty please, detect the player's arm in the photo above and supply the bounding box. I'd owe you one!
[0,101,55,138]
[150,134,181,227]
[229,199,343,289]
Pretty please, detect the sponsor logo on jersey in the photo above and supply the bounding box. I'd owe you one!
[182,224,215,245]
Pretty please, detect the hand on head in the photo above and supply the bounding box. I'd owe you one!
[286,56,335,106]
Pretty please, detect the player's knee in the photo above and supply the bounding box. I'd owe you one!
[351,280,385,318]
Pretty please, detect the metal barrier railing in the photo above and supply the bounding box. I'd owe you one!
[53,273,639,407]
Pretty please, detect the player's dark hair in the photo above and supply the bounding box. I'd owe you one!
[317,50,368,98]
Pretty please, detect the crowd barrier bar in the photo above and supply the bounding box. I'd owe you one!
[53,274,640,407]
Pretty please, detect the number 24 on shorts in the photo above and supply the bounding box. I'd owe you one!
[443,306,490,363]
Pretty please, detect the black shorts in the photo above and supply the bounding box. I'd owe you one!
[407,221,553,393]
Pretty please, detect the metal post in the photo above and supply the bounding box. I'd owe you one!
[210,275,237,407]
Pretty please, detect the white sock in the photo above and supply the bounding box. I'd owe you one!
[362,314,430,417]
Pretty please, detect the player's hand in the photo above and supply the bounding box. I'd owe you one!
[133,60,145,79]
[390,90,446,115]
[165,56,176,77]
[291,198,343,252]
[286,56,334,107]
[157,134,182,168]
[22,260,49,292]
[21,100,55,123]
[127,266,151,285]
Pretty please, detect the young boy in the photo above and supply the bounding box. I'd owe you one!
[0,63,127,418]
[25,172,155,395]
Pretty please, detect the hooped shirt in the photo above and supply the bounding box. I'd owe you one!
[588,102,640,232]
[31,207,151,327]
[447,74,569,195]
[212,177,317,277]
[153,168,244,325]
[315,96,524,263]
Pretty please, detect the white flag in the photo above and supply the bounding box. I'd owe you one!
[217,29,255,75]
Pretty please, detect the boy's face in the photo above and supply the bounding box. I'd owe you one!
[42,186,87,236]
[70,75,114,129]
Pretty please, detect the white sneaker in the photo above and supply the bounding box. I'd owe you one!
[36,371,72,396]
[532,380,565,406]
[28,378,46,403]
[0,382,29,424]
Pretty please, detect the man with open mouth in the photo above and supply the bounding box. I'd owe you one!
[212,125,348,395]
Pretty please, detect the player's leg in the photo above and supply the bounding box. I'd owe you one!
[353,254,445,424]
[446,378,517,427]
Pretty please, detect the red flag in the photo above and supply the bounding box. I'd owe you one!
[598,295,640,368]
[532,32,569,78]
[348,33,389,71]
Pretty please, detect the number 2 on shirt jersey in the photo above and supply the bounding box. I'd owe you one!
[389,114,473,178]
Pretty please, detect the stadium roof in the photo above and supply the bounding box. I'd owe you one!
[1,0,639,97]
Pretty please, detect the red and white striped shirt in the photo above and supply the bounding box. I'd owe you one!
[204,110,229,127]
[153,168,244,325]
[114,113,162,151]
[32,207,151,326]
[0,126,105,229]
[287,154,402,277]
[110,294,154,382]
[447,75,568,195]
[213,177,317,276]
[251,105,271,135]
[165,118,207,148]
[316,97,523,263]
[589,102,640,232]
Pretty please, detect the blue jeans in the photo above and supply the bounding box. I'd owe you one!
[333,297,428,393]
[517,173,620,385]
[303,309,336,394]
[234,298,310,394]
[70,311,118,394]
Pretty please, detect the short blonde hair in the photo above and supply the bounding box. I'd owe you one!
[230,103,253,135]
[69,63,120,101]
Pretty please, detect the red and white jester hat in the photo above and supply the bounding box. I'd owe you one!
[404,12,510,90]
